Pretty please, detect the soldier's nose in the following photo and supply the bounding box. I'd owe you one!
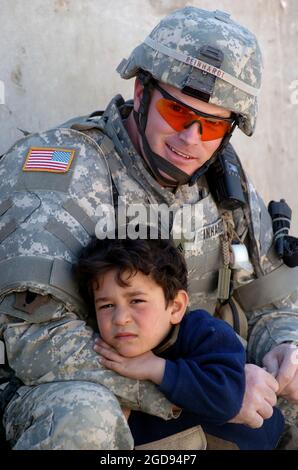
[178,121,202,144]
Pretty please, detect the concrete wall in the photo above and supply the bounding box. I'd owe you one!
[1,0,298,232]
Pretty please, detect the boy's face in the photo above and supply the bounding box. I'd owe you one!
[93,269,187,357]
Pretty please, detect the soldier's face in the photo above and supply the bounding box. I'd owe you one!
[135,81,231,178]
[93,269,187,357]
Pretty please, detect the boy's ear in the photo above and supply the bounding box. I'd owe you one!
[170,290,189,325]
[133,78,144,112]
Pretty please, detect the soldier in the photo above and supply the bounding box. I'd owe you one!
[0,6,298,449]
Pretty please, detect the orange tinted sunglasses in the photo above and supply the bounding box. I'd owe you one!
[155,84,235,141]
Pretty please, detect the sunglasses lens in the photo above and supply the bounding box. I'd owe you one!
[156,99,190,131]
[201,119,231,141]
[156,98,231,141]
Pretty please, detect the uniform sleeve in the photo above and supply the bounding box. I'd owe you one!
[158,313,246,425]
[233,179,298,365]
[0,305,175,420]
[246,295,298,365]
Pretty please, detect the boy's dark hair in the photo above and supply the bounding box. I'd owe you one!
[75,236,188,314]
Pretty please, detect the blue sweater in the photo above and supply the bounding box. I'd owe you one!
[129,310,284,450]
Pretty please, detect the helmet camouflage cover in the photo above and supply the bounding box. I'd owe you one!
[117,6,263,136]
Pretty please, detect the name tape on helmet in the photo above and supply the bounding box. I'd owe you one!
[144,36,260,97]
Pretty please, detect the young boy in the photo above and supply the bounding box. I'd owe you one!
[75,236,284,450]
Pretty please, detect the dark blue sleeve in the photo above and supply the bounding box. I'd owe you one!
[158,310,246,424]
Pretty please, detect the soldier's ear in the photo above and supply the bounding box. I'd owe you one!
[133,78,144,112]
[169,290,189,325]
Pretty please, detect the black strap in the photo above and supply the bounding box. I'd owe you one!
[0,376,23,413]
[0,375,23,449]
[88,110,104,118]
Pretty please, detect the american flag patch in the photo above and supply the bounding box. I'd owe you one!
[23,147,75,173]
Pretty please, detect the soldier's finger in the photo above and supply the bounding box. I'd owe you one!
[276,360,297,394]
[279,368,298,401]
[262,356,279,378]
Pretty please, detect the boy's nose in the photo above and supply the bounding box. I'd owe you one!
[113,307,131,325]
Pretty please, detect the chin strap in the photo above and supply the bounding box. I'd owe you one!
[134,76,237,188]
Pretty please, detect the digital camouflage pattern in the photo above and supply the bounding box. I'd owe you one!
[4,381,134,449]
[117,6,262,136]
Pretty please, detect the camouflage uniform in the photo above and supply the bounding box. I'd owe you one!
[1,6,298,449]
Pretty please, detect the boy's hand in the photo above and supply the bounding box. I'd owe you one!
[93,338,166,384]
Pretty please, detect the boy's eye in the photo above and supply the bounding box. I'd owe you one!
[131,299,145,304]
[98,303,114,310]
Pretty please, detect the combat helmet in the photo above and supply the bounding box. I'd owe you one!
[117,7,263,186]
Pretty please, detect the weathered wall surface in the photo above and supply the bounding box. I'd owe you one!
[1,0,298,231]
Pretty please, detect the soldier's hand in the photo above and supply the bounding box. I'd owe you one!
[228,364,279,428]
[93,338,166,384]
[262,343,298,403]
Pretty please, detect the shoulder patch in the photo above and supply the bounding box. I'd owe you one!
[22,147,75,173]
